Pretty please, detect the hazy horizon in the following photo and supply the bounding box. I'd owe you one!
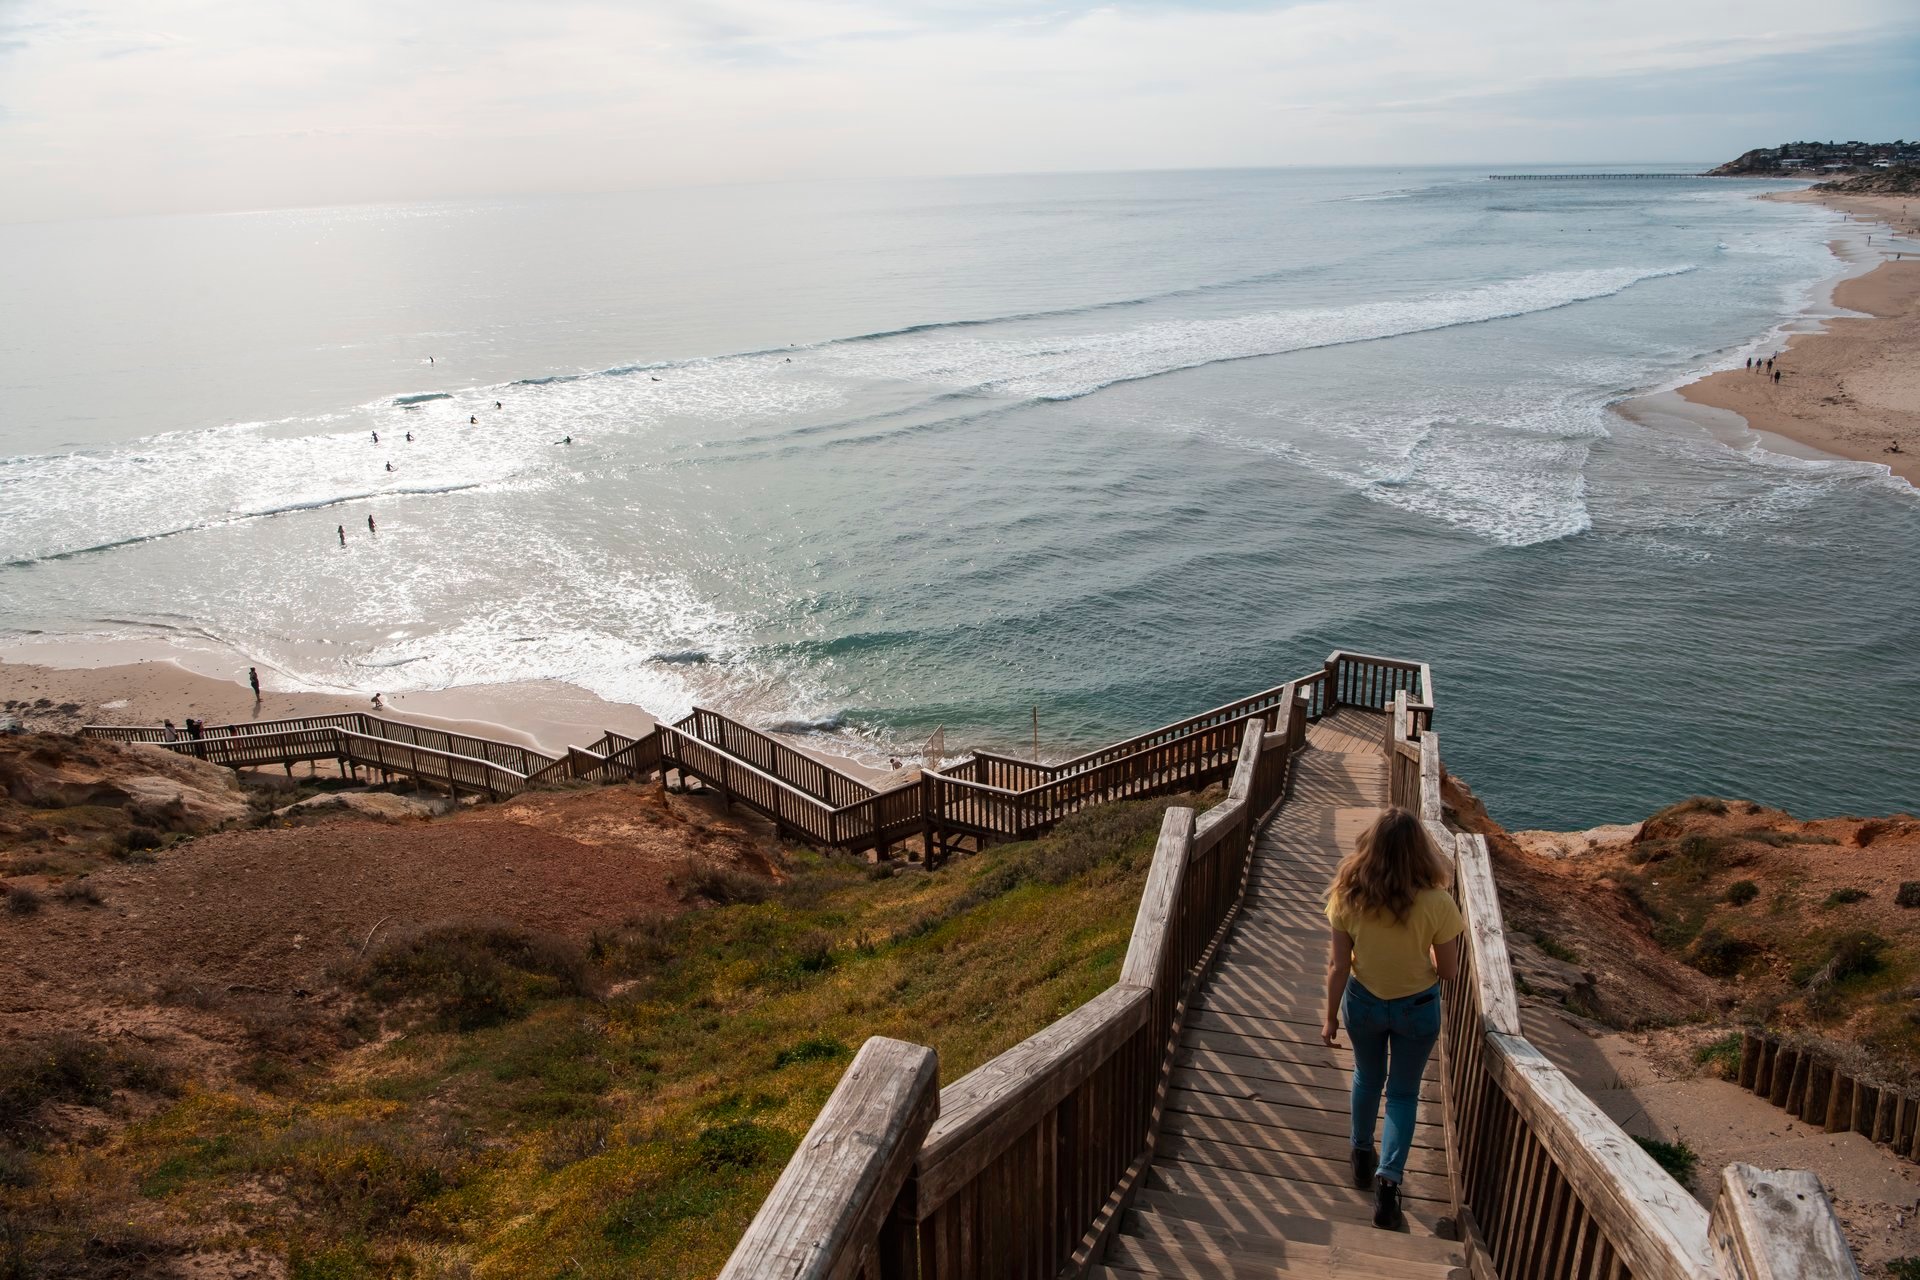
[2,0,1917,224]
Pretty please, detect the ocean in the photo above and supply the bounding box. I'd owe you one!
[2,165,1915,829]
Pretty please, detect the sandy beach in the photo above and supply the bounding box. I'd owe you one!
[0,652,900,783]
[1673,188,1920,486]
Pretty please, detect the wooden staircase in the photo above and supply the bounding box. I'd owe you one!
[1095,708,1466,1278]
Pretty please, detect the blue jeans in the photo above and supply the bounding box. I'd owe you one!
[1343,977,1441,1183]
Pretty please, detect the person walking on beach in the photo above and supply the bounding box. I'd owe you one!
[337,524,347,547]
[1746,357,1752,370]
[1774,369,1781,383]
[1322,808,1462,1230]
[248,668,261,701]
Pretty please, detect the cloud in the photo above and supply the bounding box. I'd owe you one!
[0,0,1915,221]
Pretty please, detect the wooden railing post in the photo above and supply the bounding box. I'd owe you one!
[1322,655,1342,713]
[1709,1164,1858,1279]
[717,1037,938,1280]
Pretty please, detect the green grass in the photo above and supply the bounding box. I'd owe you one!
[1634,1134,1698,1187]
[1886,1257,1920,1280]
[48,793,1193,1279]
[1691,1033,1743,1079]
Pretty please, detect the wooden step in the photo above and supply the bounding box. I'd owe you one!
[1150,1158,1451,1232]
[1117,1207,1467,1278]
[1165,1084,1445,1151]
[1131,1188,1465,1268]
[1174,1045,1443,1104]
[1161,1109,1448,1177]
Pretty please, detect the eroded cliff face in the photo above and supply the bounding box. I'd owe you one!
[1449,772,1920,1072]
[0,733,252,857]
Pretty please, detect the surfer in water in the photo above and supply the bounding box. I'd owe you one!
[368,514,377,534]
[385,462,394,472]
[337,525,346,547]
[372,430,379,443]
[494,401,502,410]
[555,436,573,445]
[470,415,478,425]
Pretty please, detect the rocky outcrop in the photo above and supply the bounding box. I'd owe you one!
[1812,167,1920,195]
[274,791,454,823]
[0,735,250,833]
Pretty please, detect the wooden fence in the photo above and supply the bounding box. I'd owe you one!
[718,693,1305,1280]
[1735,1033,1920,1164]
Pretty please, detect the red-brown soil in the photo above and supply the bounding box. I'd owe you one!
[0,778,782,1077]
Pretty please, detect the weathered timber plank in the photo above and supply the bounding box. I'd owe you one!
[1708,1163,1858,1280]
[1455,835,1520,1036]
[716,1037,938,1280]
[1175,1045,1442,1102]
[915,983,1149,1213]
[1121,1210,1468,1280]
[1163,1086,1445,1152]
[1117,808,1197,991]
[1130,1190,1464,1267]
[1147,1158,1450,1233]
[1483,1032,1713,1280]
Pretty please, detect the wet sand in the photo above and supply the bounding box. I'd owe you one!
[1671,189,1920,486]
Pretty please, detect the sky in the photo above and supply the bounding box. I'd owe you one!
[1,0,1916,222]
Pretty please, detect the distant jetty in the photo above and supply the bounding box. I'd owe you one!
[1489,172,1702,180]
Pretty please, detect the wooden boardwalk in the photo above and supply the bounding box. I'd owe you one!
[1096,707,1468,1279]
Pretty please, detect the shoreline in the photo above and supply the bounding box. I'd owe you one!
[1660,188,1920,486]
[0,647,896,784]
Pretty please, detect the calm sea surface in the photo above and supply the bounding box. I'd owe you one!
[2,167,1915,828]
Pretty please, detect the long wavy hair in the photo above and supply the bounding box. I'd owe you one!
[1327,807,1451,924]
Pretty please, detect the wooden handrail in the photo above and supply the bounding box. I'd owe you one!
[716,1037,939,1280]
[727,689,1303,1277]
[1431,717,1853,1278]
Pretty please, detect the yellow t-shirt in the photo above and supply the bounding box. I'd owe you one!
[1325,886,1464,1001]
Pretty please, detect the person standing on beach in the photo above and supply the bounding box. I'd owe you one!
[163,719,178,743]
[337,524,347,547]
[1774,369,1781,383]
[1746,357,1752,370]
[1322,808,1462,1231]
[248,668,261,701]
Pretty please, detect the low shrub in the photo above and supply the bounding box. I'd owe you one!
[3,887,40,917]
[0,1034,174,1136]
[350,922,597,1030]
[55,879,102,907]
[1634,1134,1698,1187]
[1533,934,1579,964]
[1823,887,1870,908]
[684,859,770,906]
[1691,1032,1743,1079]
[1725,880,1759,906]
[1688,928,1754,978]
[1886,1257,1920,1280]
[1897,883,1920,909]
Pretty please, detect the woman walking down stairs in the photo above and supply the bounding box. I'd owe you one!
[1091,709,1468,1278]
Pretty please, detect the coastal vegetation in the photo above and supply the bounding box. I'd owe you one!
[0,760,1200,1279]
